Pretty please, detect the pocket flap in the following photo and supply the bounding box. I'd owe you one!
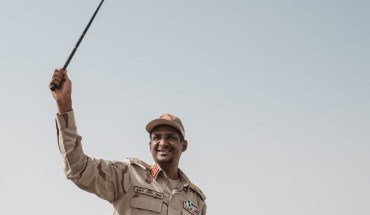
[131,196,163,213]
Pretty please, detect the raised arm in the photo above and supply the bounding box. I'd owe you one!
[49,69,129,203]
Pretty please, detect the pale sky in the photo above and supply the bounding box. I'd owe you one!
[1,0,369,214]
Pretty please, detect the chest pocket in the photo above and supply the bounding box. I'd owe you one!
[131,195,163,214]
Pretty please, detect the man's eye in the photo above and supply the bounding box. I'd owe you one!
[153,136,160,141]
[168,136,176,140]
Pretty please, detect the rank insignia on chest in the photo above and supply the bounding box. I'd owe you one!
[183,200,201,215]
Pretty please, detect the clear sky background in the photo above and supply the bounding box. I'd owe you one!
[1,0,369,214]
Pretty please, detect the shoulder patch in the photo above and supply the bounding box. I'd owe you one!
[189,182,206,200]
[127,158,151,170]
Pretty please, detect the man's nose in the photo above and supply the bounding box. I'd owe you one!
[158,137,168,145]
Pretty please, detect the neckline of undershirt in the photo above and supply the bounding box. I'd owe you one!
[168,178,181,190]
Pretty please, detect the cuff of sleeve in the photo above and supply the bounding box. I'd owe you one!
[55,110,76,129]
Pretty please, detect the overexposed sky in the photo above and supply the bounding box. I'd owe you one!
[1,0,369,214]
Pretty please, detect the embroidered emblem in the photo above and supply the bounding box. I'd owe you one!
[133,186,164,199]
[150,163,160,177]
[183,200,201,215]
[160,114,175,121]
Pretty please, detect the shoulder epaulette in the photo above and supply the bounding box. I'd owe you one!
[189,182,206,200]
[127,158,151,169]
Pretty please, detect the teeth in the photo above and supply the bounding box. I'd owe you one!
[157,148,173,152]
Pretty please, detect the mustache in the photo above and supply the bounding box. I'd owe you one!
[156,146,174,151]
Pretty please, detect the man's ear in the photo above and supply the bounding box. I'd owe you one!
[182,140,188,152]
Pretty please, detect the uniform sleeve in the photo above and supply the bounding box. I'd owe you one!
[55,111,130,203]
[202,202,207,215]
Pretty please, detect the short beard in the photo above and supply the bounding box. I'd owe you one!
[156,156,173,164]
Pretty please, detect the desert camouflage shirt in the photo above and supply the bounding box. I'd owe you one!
[55,111,207,215]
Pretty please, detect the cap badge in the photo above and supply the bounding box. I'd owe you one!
[160,114,175,121]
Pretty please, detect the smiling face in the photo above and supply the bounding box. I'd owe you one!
[149,125,187,167]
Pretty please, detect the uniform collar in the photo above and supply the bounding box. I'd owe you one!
[150,162,161,178]
[150,163,190,188]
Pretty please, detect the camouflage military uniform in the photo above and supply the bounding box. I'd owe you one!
[56,111,207,215]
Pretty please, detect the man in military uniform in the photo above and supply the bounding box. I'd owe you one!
[49,69,207,215]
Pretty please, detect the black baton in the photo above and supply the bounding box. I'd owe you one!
[50,0,105,91]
